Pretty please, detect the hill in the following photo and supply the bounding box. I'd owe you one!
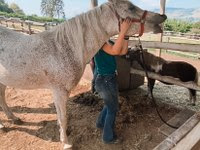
[154,7,200,22]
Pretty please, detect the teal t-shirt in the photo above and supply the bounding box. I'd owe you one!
[94,49,116,75]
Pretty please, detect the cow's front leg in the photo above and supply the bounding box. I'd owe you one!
[52,87,72,150]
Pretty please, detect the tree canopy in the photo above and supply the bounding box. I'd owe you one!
[41,0,65,18]
[0,0,13,13]
[9,3,24,15]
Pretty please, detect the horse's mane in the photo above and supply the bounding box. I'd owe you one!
[52,3,111,53]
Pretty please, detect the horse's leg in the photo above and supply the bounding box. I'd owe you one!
[52,87,72,150]
[146,78,155,97]
[189,89,196,106]
[0,83,23,125]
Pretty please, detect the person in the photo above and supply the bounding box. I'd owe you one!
[90,57,97,94]
[94,18,132,144]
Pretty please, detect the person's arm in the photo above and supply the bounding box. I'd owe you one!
[90,58,95,73]
[101,18,132,55]
[119,39,129,55]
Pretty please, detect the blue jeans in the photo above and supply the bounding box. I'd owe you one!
[95,74,119,143]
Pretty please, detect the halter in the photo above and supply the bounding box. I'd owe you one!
[117,10,148,37]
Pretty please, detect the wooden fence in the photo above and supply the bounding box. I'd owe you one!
[1,16,200,92]
[0,16,199,39]
[0,16,57,34]
[128,40,200,92]
[164,31,200,40]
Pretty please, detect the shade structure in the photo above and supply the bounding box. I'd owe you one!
[160,0,166,14]
[90,0,98,8]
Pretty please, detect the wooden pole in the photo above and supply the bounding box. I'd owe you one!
[21,22,24,32]
[160,0,166,15]
[90,0,98,74]
[5,20,8,27]
[90,0,98,8]
[159,0,166,57]
[172,121,200,150]
[28,23,32,35]
[154,114,200,150]
[12,21,15,28]
[130,68,200,91]
[44,23,48,30]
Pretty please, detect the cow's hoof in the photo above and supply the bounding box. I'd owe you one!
[64,144,72,150]
[12,119,24,125]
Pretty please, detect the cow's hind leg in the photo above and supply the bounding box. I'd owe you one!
[0,83,23,124]
[189,89,196,106]
[52,87,72,150]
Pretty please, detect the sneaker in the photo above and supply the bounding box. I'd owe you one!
[103,137,123,144]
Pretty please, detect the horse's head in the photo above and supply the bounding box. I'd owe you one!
[108,0,167,36]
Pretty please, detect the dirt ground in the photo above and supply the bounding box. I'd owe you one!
[0,53,200,150]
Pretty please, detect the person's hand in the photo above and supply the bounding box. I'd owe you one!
[120,18,132,35]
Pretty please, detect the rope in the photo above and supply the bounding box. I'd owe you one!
[134,38,178,129]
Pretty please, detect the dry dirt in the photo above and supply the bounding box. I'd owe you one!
[0,53,200,150]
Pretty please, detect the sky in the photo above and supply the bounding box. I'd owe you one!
[5,0,200,18]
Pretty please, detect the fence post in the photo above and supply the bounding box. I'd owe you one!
[159,0,166,57]
[12,21,15,28]
[5,20,8,27]
[28,23,32,35]
[21,22,24,32]
[44,23,48,30]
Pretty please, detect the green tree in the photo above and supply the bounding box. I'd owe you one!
[164,19,192,33]
[193,22,200,29]
[0,0,13,13]
[41,0,64,18]
[9,3,24,15]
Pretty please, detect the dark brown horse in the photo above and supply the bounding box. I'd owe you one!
[126,48,198,105]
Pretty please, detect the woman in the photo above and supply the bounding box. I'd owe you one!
[94,18,132,144]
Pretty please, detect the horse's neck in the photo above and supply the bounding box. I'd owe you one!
[53,3,119,65]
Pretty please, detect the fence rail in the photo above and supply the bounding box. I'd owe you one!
[164,31,200,40]
[0,16,199,39]
[128,40,200,54]
[1,16,200,90]
[0,16,57,34]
